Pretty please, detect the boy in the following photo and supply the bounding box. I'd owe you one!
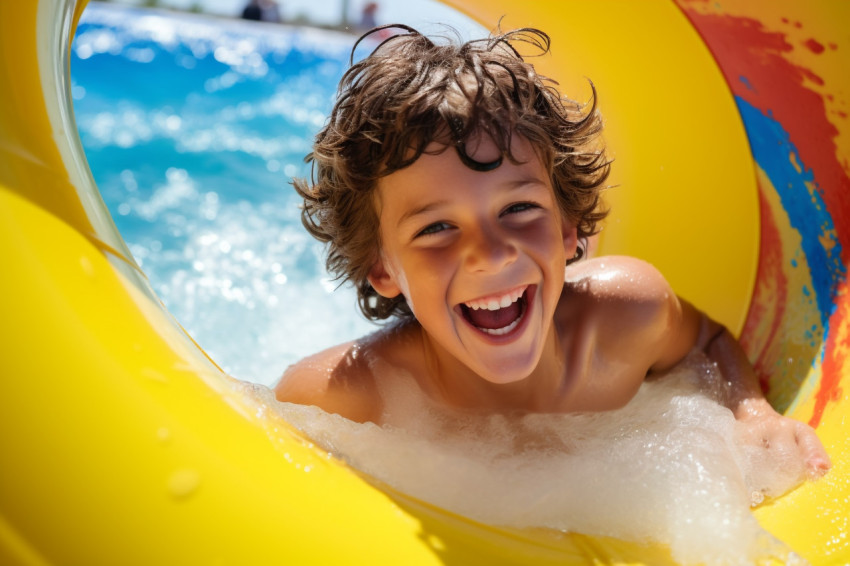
[276,26,829,476]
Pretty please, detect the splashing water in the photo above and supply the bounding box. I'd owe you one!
[72,4,378,384]
[245,352,811,565]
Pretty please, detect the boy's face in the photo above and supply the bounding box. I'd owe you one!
[368,133,578,384]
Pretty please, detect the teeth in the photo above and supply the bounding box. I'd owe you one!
[464,286,526,311]
[478,317,521,336]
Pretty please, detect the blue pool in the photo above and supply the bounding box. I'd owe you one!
[71,3,381,385]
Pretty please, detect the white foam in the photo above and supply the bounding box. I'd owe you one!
[251,352,812,565]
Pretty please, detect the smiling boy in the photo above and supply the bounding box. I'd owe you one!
[275,26,829,476]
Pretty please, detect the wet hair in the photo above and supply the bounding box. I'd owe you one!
[294,25,610,321]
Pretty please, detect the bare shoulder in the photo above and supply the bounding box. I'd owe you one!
[275,333,389,424]
[274,320,422,424]
[564,255,673,305]
[560,255,697,371]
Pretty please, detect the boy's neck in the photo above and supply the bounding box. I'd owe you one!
[416,323,570,413]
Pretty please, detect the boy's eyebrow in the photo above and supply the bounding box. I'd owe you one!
[397,201,450,228]
[496,175,552,196]
[504,176,549,190]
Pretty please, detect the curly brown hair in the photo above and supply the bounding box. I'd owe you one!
[294,25,610,321]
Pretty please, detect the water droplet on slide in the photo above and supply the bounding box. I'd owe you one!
[168,468,200,500]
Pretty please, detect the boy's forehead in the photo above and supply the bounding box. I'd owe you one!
[376,135,550,208]
[434,132,544,173]
[401,131,538,168]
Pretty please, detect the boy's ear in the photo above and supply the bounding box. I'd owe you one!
[367,256,402,298]
[561,219,579,258]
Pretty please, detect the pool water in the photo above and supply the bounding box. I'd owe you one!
[72,3,381,384]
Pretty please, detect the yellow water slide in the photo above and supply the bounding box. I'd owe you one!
[1,0,848,564]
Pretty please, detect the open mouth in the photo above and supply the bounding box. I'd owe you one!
[458,285,531,337]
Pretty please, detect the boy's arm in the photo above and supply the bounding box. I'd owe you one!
[659,295,831,478]
[274,341,383,424]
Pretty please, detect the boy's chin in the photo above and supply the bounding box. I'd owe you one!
[470,357,538,385]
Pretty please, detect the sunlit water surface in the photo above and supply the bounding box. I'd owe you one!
[72,3,380,385]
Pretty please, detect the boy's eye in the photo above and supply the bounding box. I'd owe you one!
[415,222,451,238]
[503,202,540,215]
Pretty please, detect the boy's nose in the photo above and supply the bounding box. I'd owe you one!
[464,225,518,273]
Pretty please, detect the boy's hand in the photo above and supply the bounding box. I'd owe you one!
[734,398,831,481]
[677,306,832,493]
